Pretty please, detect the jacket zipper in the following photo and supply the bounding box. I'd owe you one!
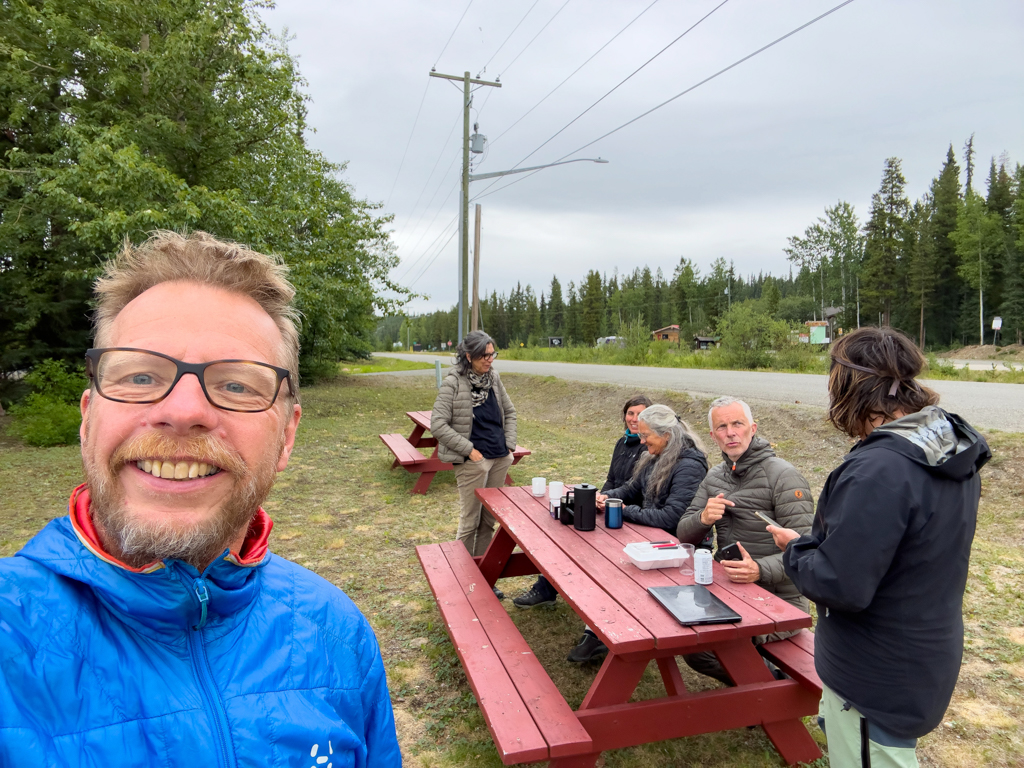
[186,576,236,768]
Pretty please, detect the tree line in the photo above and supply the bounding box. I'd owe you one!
[384,140,1024,352]
[1,0,407,391]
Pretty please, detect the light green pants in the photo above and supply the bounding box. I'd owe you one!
[453,453,514,556]
[819,685,919,768]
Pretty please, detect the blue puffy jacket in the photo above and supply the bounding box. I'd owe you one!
[0,487,402,768]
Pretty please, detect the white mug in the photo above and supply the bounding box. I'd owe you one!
[548,481,564,500]
[532,477,546,496]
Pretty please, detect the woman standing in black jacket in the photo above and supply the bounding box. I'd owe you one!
[512,395,651,611]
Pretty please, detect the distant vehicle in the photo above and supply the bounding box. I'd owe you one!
[596,336,625,348]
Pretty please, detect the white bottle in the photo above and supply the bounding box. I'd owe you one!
[694,549,713,585]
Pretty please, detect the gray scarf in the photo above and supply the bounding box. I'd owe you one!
[467,371,492,407]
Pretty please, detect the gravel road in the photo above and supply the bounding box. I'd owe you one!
[375,353,1024,433]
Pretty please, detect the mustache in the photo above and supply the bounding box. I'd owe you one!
[109,431,249,477]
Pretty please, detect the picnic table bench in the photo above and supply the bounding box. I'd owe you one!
[380,410,530,494]
[417,485,823,766]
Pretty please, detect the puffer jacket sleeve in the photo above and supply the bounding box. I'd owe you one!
[603,465,645,508]
[431,375,474,460]
[756,461,814,586]
[493,371,517,452]
[358,623,404,766]
[624,455,707,532]
[676,476,714,544]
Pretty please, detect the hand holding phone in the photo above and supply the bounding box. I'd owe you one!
[717,542,743,561]
[753,510,777,528]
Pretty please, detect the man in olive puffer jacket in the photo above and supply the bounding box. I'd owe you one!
[676,396,813,683]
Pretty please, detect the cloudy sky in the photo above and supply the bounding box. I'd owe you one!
[259,0,1024,314]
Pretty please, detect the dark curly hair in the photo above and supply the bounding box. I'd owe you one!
[827,327,940,438]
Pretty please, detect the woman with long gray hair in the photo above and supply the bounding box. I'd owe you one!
[564,404,708,663]
[430,331,517,594]
[596,404,709,532]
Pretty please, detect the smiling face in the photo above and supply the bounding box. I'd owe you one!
[636,421,669,456]
[470,343,495,375]
[624,404,647,434]
[709,402,757,462]
[80,281,301,569]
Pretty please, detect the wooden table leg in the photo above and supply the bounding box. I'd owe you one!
[410,471,436,494]
[716,640,822,765]
[407,423,426,448]
[656,657,689,697]
[549,655,650,768]
[477,526,517,586]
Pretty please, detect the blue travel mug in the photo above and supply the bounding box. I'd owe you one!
[605,498,623,529]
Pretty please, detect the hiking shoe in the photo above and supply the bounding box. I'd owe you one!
[512,583,558,609]
[566,632,607,664]
[492,586,505,600]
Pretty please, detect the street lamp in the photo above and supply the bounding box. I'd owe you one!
[458,157,609,338]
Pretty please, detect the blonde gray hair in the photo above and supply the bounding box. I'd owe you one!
[93,230,300,401]
[708,396,753,429]
[634,404,705,500]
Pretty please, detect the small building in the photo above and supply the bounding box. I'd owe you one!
[651,324,680,343]
[693,335,719,350]
[805,321,829,345]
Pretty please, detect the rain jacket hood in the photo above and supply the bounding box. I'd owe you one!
[0,486,402,767]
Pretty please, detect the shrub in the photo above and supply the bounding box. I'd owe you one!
[717,303,791,369]
[7,393,83,447]
[6,359,88,447]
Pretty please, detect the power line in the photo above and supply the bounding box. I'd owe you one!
[397,109,462,244]
[487,0,662,149]
[498,0,572,79]
[385,80,432,210]
[472,0,857,203]
[408,223,460,289]
[476,0,541,78]
[503,0,730,175]
[554,0,858,162]
[434,0,475,69]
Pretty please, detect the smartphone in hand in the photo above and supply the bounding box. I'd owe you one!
[718,542,743,561]
[753,510,777,527]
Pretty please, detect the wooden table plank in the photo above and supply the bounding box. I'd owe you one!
[440,541,594,758]
[503,486,701,650]
[407,410,433,429]
[478,487,655,654]
[417,544,550,763]
[505,487,700,651]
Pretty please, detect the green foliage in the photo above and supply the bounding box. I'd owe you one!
[0,0,407,383]
[5,359,88,446]
[7,394,83,447]
[717,302,793,369]
[622,314,651,366]
[861,158,911,326]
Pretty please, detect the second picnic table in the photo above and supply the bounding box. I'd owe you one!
[380,410,530,494]
[417,485,823,766]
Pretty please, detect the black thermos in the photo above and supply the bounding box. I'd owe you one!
[573,483,597,531]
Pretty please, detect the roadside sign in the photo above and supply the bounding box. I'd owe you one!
[993,317,1002,330]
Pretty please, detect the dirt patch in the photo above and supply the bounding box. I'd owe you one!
[938,344,1024,361]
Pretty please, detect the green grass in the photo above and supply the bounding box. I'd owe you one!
[338,357,435,374]
[1,374,1021,766]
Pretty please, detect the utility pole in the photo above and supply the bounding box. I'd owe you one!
[429,69,501,340]
[472,203,482,331]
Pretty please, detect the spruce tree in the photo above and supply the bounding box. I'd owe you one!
[861,158,911,327]
[547,276,565,336]
[1001,164,1024,344]
[565,283,581,345]
[580,270,604,345]
[927,146,963,346]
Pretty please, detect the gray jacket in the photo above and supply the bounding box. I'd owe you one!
[676,437,813,606]
[431,369,517,464]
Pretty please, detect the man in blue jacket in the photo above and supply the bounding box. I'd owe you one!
[769,328,989,768]
[0,231,402,767]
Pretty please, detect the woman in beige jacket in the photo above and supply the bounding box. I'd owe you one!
[431,331,517,590]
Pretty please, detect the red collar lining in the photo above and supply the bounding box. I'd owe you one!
[68,484,272,571]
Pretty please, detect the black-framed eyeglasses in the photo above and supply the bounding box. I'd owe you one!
[477,352,499,361]
[85,348,294,413]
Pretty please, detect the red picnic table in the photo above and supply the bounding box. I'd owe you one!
[417,485,823,766]
[380,410,530,494]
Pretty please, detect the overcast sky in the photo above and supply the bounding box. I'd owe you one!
[259,0,1024,314]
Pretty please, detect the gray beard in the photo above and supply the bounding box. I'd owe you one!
[83,432,279,570]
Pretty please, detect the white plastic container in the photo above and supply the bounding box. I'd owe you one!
[623,541,687,570]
